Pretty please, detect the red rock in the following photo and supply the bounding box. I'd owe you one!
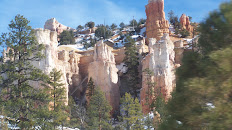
[179,14,193,33]
[146,0,169,41]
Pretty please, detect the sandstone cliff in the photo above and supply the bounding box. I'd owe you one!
[44,18,74,36]
[146,0,169,41]
[141,34,176,113]
[32,29,81,104]
[88,40,120,113]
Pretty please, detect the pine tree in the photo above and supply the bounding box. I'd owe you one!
[85,21,95,29]
[59,30,75,45]
[123,36,140,97]
[0,14,49,129]
[44,68,68,129]
[86,77,95,100]
[119,22,125,30]
[110,23,117,30]
[143,68,156,111]
[87,87,112,130]
[69,96,87,130]
[120,93,144,130]
[95,25,113,39]
[159,1,232,129]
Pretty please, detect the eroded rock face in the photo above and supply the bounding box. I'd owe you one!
[33,29,81,104]
[146,0,169,41]
[141,34,175,113]
[88,40,120,113]
[180,14,193,33]
[44,18,73,35]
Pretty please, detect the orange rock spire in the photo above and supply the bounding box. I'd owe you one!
[146,0,169,40]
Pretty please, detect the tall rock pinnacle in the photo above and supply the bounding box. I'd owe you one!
[146,0,169,41]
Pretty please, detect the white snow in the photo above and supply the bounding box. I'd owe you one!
[59,44,93,51]
[139,27,146,36]
[116,63,128,73]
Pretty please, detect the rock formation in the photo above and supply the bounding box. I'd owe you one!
[146,0,169,41]
[32,29,81,104]
[44,18,74,36]
[88,40,120,113]
[141,34,176,113]
[179,14,193,33]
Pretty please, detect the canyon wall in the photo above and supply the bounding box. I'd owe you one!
[146,0,169,41]
[32,29,81,104]
[141,34,176,114]
[88,40,120,113]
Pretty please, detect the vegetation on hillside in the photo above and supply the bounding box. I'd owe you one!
[158,1,232,129]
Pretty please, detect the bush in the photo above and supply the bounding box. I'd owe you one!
[59,30,75,45]
[95,25,113,39]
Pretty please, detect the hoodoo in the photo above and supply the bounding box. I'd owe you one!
[146,0,169,41]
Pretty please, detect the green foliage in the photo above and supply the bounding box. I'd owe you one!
[83,38,97,50]
[179,29,190,38]
[198,1,232,55]
[159,2,232,129]
[119,22,125,29]
[95,25,113,39]
[86,77,95,99]
[123,36,140,97]
[44,68,68,129]
[144,113,154,130]
[0,14,49,129]
[138,18,146,25]
[129,19,138,27]
[110,23,117,30]
[143,68,156,111]
[87,87,112,130]
[168,10,180,28]
[120,93,144,130]
[77,25,84,31]
[85,21,95,29]
[59,30,75,45]
[69,97,87,130]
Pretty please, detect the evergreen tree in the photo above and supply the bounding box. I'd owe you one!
[69,97,87,130]
[143,68,156,111]
[77,25,84,31]
[129,19,138,27]
[86,77,95,99]
[123,36,139,97]
[120,93,144,130]
[179,29,190,38]
[59,30,75,45]
[44,68,68,129]
[0,14,49,129]
[85,21,95,29]
[198,1,232,55]
[87,87,112,130]
[110,23,117,30]
[119,22,125,29]
[138,18,146,25]
[95,25,113,39]
[159,1,232,129]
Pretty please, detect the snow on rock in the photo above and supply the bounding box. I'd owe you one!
[116,62,128,74]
